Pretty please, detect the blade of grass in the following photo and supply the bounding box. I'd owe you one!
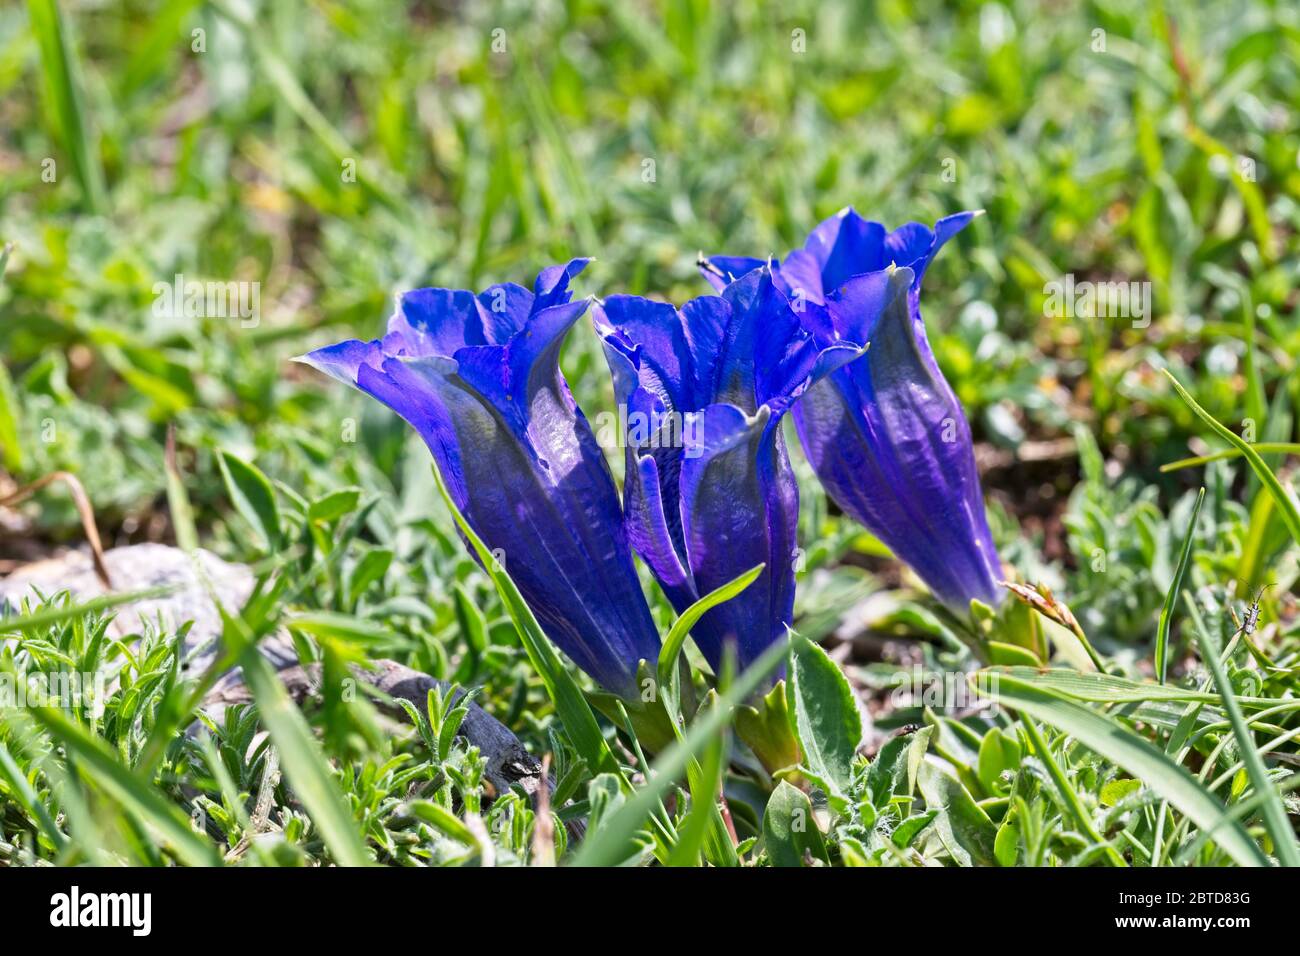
[1182,591,1300,866]
[1160,443,1300,472]
[0,586,178,634]
[28,706,219,866]
[429,463,617,776]
[0,741,67,853]
[25,0,106,211]
[237,644,371,866]
[570,637,788,867]
[1156,487,1204,683]
[658,562,763,709]
[1163,369,1300,546]
[973,670,1269,866]
[1019,715,1126,866]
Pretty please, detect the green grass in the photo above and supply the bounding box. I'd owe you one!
[0,0,1298,866]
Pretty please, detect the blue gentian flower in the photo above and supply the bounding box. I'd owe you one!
[298,260,661,697]
[703,210,1002,610]
[594,267,862,672]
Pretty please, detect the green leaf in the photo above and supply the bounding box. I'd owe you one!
[405,799,476,847]
[993,818,1019,866]
[238,647,371,866]
[287,611,395,647]
[763,780,828,866]
[972,670,1268,866]
[917,761,998,866]
[976,728,1022,795]
[1156,487,1204,683]
[1183,592,1300,866]
[892,810,939,849]
[570,637,789,867]
[866,725,933,805]
[217,450,282,550]
[0,741,65,852]
[429,463,615,776]
[0,586,178,634]
[1163,369,1300,547]
[1100,778,1142,808]
[26,0,106,211]
[452,584,489,656]
[657,563,764,693]
[787,635,862,794]
[307,488,362,523]
[0,361,23,472]
[975,666,1274,710]
[28,706,218,866]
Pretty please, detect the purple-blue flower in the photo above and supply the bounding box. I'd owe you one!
[703,209,1002,610]
[594,267,862,672]
[298,260,660,697]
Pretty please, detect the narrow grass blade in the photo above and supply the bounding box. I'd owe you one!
[28,706,219,866]
[571,637,788,867]
[429,463,616,776]
[1163,369,1300,546]
[1182,591,1300,866]
[1156,487,1204,683]
[657,562,763,691]
[0,741,67,852]
[1019,715,1125,866]
[25,0,106,211]
[971,666,1264,707]
[0,586,178,634]
[1160,443,1300,472]
[973,670,1268,866]
[238,646,371,866]
[164,425,198,553]
[0,360,23,472]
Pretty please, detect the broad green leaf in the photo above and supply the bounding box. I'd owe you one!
[976,728,1022,795]
[307,488,362,523]
[763,780,828,867]
[972,670,1268,866]
[993,818,1019,866]
[918,761,997,866]
[217,450,282,550]
[787,635,861,794]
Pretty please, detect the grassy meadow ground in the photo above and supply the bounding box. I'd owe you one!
[1,0,1299,866]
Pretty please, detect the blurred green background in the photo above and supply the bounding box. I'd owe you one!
[1,0,1297,644]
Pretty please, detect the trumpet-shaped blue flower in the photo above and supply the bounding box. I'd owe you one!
[594,268,862,672]
[703,210,1002,610]
[298,260,660,697]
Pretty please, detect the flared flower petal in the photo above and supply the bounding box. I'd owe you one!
[798,266,1002,608]
[298,261,659,697]
[706,210,1001,611]
[595,268,861,672]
